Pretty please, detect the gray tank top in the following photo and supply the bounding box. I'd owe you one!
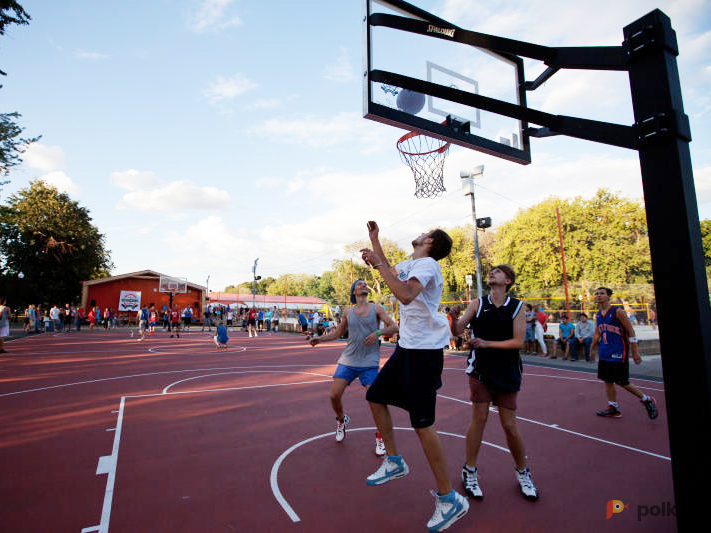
[337,304,381,368]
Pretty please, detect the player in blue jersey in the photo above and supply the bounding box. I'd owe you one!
[591,287,658,419]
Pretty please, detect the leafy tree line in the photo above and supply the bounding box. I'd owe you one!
[226,189,704,307]
[0,180,113,307]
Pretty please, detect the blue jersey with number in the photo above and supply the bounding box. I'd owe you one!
[596,306,628,363]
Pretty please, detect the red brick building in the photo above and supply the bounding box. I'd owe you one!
[81,270,206,321]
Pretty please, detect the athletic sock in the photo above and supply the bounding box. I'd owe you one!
[463,464,476,473]
[609,401,619,408]
[641,394,649,402]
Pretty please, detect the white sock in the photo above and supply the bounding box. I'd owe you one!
[641,394,649,402]
[609,401,619,408]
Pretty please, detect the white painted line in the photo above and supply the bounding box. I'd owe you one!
[105,428,116,432]
[129,379,333,399]
[436,393,670,461]
[0,364,332,397]
[80,527,100,532]
[270,426,504,523]
[85,397,125,533]
[96,455,114,475]
[162,370,332,394]
[523,372,665,392]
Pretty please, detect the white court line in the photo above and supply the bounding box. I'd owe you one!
[162,370,332,394]
[0,364,332,397]
[131,380,333,399]
[436,393,670,461]
[522,372,664,392]
[147,345,247,354]
[270,427,507,523]
[83,396,125,533]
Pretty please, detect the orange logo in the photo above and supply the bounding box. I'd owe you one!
[606,500,629,519]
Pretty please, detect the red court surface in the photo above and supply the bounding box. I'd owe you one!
[0,330,675,532]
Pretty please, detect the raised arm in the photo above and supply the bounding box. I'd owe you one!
[309,313,349,346]
[367,221,392,270]
[452,298,480,336]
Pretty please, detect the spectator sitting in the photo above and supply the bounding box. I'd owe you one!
[574,313,595,362]
[551,314,575,360]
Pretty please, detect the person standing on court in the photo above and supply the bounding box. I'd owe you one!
[247,307,258,337]
[591,287,658,419]
[534,305,548,356]
[452,265,539,502]
[360,221,469,533]
[0,296,10,353]
[308,279,398,456]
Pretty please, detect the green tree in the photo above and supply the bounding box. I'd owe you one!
[492,189,652,295]
[1,2,37,190]
[0,180,113,307]
[701,219,711,279]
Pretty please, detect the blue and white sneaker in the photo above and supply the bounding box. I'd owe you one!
[426,489,469,532]
[366,455,409,486]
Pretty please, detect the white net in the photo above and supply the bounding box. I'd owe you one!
[397,131,450,198]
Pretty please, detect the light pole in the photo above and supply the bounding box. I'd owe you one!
[461,166,485,297]
[252,258,260,309]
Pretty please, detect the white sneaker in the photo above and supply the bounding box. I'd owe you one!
[249,333,252,338]
[366,455,409,485]
[375,433,385,456]
[515,467,539,500]
[461,464,483,499]
[426,490,469,532]
[335,414,349,442]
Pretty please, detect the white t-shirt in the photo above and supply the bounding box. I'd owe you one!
[395,257,450,349]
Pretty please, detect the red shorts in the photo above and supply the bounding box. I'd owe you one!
[468,375,518,410]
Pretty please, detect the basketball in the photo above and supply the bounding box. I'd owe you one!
[396,89,426,115]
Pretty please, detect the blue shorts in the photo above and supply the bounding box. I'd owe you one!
[333,364,379,387]
[524,328,535,341]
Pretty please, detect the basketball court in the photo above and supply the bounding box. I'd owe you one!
[0,330,674,532]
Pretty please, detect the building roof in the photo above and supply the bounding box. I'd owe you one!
[208,292,329,309]
[82,270,206,291]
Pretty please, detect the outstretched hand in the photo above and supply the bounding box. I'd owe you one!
[367,220,379,242]
[360,248,382,268]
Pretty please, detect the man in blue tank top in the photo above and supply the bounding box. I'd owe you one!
[453,265,539,501]
[308,279,398,456]
[591,287,658,419]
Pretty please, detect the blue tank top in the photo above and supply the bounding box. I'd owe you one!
[596,306,628,362]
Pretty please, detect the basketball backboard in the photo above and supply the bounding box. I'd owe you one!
[363,0,531,164]
[159,275,188,294]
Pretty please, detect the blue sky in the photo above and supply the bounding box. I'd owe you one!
[2,0,710,291]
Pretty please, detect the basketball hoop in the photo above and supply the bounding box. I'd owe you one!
[397,130,450,199]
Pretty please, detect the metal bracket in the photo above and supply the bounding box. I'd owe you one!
[524,127,560,138]
[634,111,691,146]
[623,21,678,60]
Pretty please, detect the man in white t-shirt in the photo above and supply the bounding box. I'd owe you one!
[360,221,469,533]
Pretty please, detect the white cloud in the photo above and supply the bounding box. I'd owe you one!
[323,47,354,83]
[202,74,258,106]
[248,98,282,110]
[76,50,109,60]
[110,169,164,191]
[255,111,392,151]
[189,0,242,33]
[23,143,66,171]
[116,180,231,212]
[39,171,80,195]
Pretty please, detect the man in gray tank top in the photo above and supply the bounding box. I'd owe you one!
[309,279,398,456]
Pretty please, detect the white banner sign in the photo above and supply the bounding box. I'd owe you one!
[118,290,141,311]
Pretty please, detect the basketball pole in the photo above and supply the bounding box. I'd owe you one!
[625,10,711,529]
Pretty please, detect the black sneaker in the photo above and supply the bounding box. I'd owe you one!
[596,405,622,418]
[641,396,658,419]
[461,464,483,499]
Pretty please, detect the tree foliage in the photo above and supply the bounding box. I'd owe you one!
[0,180,113,307]
[1,2,37,190]
[492,189,652,294]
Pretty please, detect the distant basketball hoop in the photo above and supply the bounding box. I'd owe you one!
[159,275,188,295]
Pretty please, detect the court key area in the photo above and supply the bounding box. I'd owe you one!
[0,329,674,532]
